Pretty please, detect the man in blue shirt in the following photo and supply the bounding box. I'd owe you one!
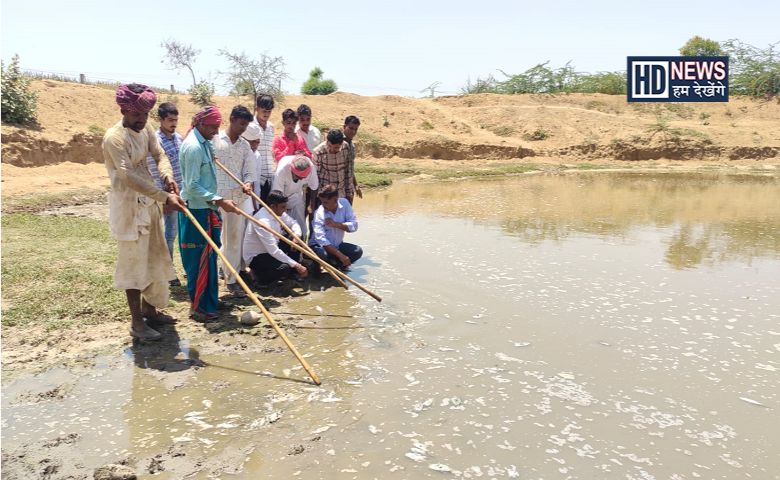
[178,106,241,321]
[146,102,184,286]
[309,184,363,272]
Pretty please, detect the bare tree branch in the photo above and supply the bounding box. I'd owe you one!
[161,39,200,87]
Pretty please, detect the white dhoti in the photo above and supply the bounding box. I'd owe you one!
[220,195,252,284]
[114,202,176,307]
[286,192,307,240]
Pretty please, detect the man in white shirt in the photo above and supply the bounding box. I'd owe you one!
[251,94,275,202]
[273,152,318,240]
[309,184,362,272]
[243,191,308,286]
[295,104,321,152]
[213,105,255,296]
[242,123,273,203]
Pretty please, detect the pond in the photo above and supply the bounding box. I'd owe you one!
[3,172,779,479]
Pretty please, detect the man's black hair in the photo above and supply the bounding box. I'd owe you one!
[230,105,254,122]
[256,94,274,110]
[297,104,312,117]
[281,108,297,123]
[158,102,178,120]
[266,190,288,205]
[327,129,345,144]
[344,115,361,126]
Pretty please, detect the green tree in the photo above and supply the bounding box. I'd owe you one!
[189,81,215,106]
[1,54,38,125]
[679,36,724,56]
[219,49,287,102]
[301,67,338,95]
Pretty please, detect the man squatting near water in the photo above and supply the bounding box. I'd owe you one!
[103,84,187,341]
[243,190,309,286]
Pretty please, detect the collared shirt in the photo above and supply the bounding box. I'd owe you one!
[272,133,312,162]
[103,121,172,241]
[213,130,255,203]
[250,119,275,196]
[344,138,356,191]
[272,155,319,205]
[295,124,321,152]
[310,198,358,248]
[180,128,221,210]
[243,207,302,266]
[146,129,183,189]
[311,141,353,197]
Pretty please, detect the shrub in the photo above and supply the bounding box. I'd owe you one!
[679,36,724,56]
[1,54,38,125]
[189,81,214,106]
[301,67,337,95]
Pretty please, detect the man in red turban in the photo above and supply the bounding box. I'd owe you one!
[103,83,187,341]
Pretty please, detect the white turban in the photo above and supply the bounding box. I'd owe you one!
[242,123,261,141]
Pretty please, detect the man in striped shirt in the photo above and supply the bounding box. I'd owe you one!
[311,129,350,212]
[146,102,184,286]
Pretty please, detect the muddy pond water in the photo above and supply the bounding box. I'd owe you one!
[3,172,779,479]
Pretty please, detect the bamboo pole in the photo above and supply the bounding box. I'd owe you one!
[179,205,321,385]
[213,159,348,289]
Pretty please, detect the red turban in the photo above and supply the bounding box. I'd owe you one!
[192,106,222,126]
[115,83,156,113]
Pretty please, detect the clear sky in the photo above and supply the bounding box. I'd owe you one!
[2,0,778,96]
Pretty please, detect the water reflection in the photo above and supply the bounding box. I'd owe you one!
[360,173,780,269]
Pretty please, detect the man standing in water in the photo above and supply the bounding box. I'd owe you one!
[103,83,186,341]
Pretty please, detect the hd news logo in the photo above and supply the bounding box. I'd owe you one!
[627,56,729,102]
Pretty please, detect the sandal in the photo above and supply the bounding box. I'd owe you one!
[191,310,219,322]
[129,326,162,341]
[143,312,177,326]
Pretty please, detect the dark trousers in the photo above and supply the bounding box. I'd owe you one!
[310,242,363,270]
[248,242,300,284]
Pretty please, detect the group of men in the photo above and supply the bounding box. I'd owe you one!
[103,83,365,341]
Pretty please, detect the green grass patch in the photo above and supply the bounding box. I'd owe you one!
[431,163,540,179]
[492,126,515,137]
[1,214,126,329]
[420,121,434,130]
[356,172,393,188]
[88,124,106,136]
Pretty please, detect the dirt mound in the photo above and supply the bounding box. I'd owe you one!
[2,80,779,168]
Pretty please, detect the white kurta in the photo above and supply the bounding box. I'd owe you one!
[272,155,319,239]
[213,131,255,284]
[102,121,176,306]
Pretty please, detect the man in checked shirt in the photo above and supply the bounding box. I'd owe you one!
[310,129,350,213]
[146,102,184,286]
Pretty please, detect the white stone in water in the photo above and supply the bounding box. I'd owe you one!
[239,311,261,326]
[405,452,426,462]
[369,425,380,434]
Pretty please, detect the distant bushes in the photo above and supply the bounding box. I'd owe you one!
[189,81,215,106]
[301,67,337,95]
[462,62,626,96]
[463,37,780,98]
[1,55,38,125]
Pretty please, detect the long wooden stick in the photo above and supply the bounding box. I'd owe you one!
[180,205,321,385]
[239,208,383,303]
[214,159,347,288]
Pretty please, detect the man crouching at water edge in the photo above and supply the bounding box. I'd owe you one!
[103,83,187,341]
[309,184,363,271]
[243,190,308,287]
[179,106,243,322]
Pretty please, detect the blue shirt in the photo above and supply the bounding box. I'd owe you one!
[180,128,222,210]
[310,198,358,248]
[146,129,183,189]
